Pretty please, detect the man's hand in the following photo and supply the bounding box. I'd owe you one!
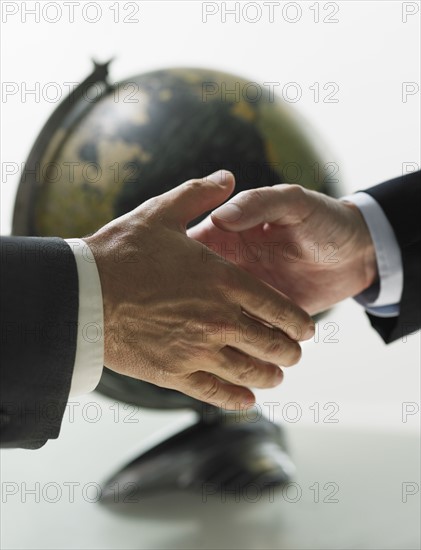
[188,173,378,316]
[84,171,314,409]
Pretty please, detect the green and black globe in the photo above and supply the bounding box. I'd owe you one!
[14,64,340,236]
[13,63,342,411]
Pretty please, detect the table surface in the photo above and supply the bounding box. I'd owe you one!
[1,400,420,550]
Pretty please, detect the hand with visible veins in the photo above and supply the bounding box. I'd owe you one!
[188,171,378,316]
[84,171,315,410]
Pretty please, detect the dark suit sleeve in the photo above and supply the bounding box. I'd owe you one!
[363,171,421,343]
[0,237,79,449]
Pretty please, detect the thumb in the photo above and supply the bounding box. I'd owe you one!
[211,184,310,231]
[161,170,235,229]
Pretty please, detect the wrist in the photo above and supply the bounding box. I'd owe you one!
[341,200,379,292]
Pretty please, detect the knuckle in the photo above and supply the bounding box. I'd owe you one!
[265,338,285,359]
[265,333,302,365]
[275,300,297,326]
[279,302,293,323]
[241,187,271,207]
[188,346,208,361]
[285,184,308,208]
[200,377,220,402]
[183,317,206,339]
[185,178,203,190]
[286,184,306,197]
[236,359,258,384]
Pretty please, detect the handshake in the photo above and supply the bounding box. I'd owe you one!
[84,170,377,409]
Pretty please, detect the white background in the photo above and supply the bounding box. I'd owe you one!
[1,1,420,549]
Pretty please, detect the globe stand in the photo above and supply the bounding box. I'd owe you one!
[98,371,295,504]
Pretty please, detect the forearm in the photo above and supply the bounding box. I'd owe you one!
[0,237,79,448]
[346,171,421,343]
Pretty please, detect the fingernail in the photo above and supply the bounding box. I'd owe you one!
[213,203,242,222]
[206,169,231,185]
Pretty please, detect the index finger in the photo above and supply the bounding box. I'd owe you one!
[228,267,315,342]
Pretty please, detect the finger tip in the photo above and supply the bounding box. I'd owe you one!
[241,393,256,409]
[211,203,243,223]
[274,367,284,385]
[302,323,316,341]
[205,169,235,188]
[219,169,235,183]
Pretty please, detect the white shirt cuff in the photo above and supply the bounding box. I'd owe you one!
[341,192,403,318]
[65,239,104,396]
